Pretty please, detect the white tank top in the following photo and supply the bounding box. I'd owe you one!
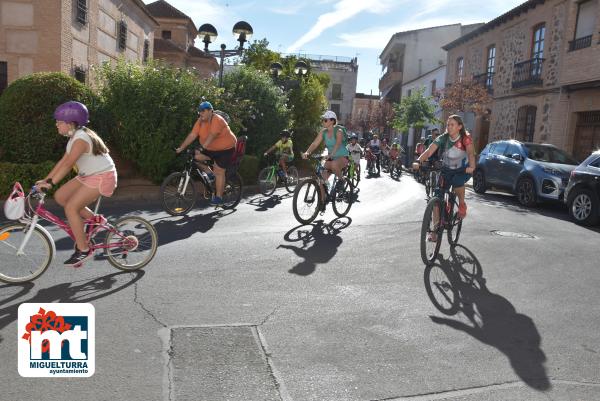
[66,129,115,176]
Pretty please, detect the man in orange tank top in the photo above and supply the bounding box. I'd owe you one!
[176,101,237,205]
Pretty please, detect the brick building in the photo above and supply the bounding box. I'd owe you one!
[145,0,218,78]
[0,0,158,93]
[443,0,600,160]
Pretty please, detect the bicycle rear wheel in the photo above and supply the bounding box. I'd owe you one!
[258,167,277,196]
[284,166,299,193]
[420,197,443,265]
[161,172,197,216]
[104,217,158,271]
[222,172,243,209]
[424,264,459,315]
[447,203,463,246]
[0,223,53,283]
[332,179,354,217]
[293,179,321,224]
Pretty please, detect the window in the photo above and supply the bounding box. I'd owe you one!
[492,142,508,155]
[590,157,600,168]
[331,83,342,100]
[407,89,412,97]
[456,57,464,82]
[575,0,596,39]
[143,39,150,63]
[330,103,341,118]
[486,46,495,88]
[74,66,86,83]
[532,24,545,59]
[516,106,537,142]
[75,0,87,24]
[504,144,521,158]
[118,21,127,50]
[431,79,437,96]
[161,30,171,40]
[0,61,7,95]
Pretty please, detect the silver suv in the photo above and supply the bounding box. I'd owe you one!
[473,140,579,206]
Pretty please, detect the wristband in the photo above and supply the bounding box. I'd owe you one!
[45,178,54,186]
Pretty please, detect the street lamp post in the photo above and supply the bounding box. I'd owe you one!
[198,21,253,87]
[269,60,309,90]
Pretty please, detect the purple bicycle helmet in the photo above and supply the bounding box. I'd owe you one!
[53,101,89,127]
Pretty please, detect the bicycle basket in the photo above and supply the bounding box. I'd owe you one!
[4,182,26,220]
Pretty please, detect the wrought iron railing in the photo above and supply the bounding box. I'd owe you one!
[568,35,592,51]
[473,72,494,94]
[512,58,544,88]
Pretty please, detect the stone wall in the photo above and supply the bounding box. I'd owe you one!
[490,99,519,140]
[544,2,566,87]
[495,22,527,97]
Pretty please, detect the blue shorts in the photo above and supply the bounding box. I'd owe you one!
[436,168,471,196]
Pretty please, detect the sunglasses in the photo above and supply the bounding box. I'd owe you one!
[322,119,330,122]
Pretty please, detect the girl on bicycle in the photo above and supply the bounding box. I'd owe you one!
[36,101,117,266]
[263,130,294,177]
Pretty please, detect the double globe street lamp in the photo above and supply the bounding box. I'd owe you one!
[269,60,309,90]
[198,21,253,87]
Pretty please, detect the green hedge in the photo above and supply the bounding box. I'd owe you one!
[0,161,56,198]
[237,155,259,186]
[0,72,98,163]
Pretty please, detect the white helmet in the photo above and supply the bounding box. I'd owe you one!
[321,110,337,120]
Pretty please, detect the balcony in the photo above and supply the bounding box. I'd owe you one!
[568,35,592,52]
[473,72,494,94]
[379,70,403,93]
[512,58,544,89]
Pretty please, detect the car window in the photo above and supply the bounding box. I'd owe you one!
[486,143,496,155]
[492,142,508,156]
[504,144,521,157]
[523,144,578,165]
[590,157,600,168]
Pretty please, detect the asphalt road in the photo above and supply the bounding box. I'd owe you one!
[1,165,599,401]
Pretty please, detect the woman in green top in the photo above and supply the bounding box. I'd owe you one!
[264,130,294,176]
[302,110,349,180]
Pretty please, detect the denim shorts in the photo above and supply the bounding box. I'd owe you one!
[442,168,471,189]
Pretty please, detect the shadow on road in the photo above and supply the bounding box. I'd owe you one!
[246,192,293,212]
[425,245,550,391]
[149,209,235,247]
[0,271,144,344]
[278,217,352,276]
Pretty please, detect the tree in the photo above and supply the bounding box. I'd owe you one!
[241,39,280,73]
[392,88,438,133]
[439,79,492,115]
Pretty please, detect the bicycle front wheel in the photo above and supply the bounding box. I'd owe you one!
[161,172,197,216]
[284,166,299,193]
[0,223,53,283]
[258,167,277,196]
[293,179,321,224]
[420,197,443,265]
[222,172,243,209]
[105,217,158,271]
[332,179,354,217]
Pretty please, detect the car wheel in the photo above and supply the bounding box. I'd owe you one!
[516,177,537,207]
[473,169,487,194]
[568,188,599,226]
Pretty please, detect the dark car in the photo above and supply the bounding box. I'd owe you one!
[564,150,600,226]
[473,140,579,206]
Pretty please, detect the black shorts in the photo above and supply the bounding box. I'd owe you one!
[201,148,235,169]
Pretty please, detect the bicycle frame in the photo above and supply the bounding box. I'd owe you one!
[177,150,212,195]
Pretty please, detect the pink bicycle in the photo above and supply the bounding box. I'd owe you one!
[0,184,158,283]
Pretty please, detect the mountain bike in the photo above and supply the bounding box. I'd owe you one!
[0,185,158,283]
[257,155,299,197]
[422,160,443,200]
[292,155,355,224]
[347,151,361,188]
[160,148,243,216]
[389,155,402,179]
[420,167,465,265]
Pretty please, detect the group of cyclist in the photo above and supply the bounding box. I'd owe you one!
[33,95,474,267]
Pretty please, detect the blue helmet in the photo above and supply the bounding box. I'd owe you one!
[198,101,213,111]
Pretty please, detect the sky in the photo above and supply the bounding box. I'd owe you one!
[144,0,526,94]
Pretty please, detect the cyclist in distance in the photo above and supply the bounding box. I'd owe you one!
[414,114,475,220]
[176,101,237,206]
[36,101,117,266]
[302,110,349,203]
[264,129,294,177]
[424,128,441,162]
[367,133,382,175]
[347,133,363,177]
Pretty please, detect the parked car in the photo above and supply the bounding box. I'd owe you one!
[564,150,600,226]
[473,140,579,206]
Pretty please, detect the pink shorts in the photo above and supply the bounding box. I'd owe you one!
[77,170,118,197]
